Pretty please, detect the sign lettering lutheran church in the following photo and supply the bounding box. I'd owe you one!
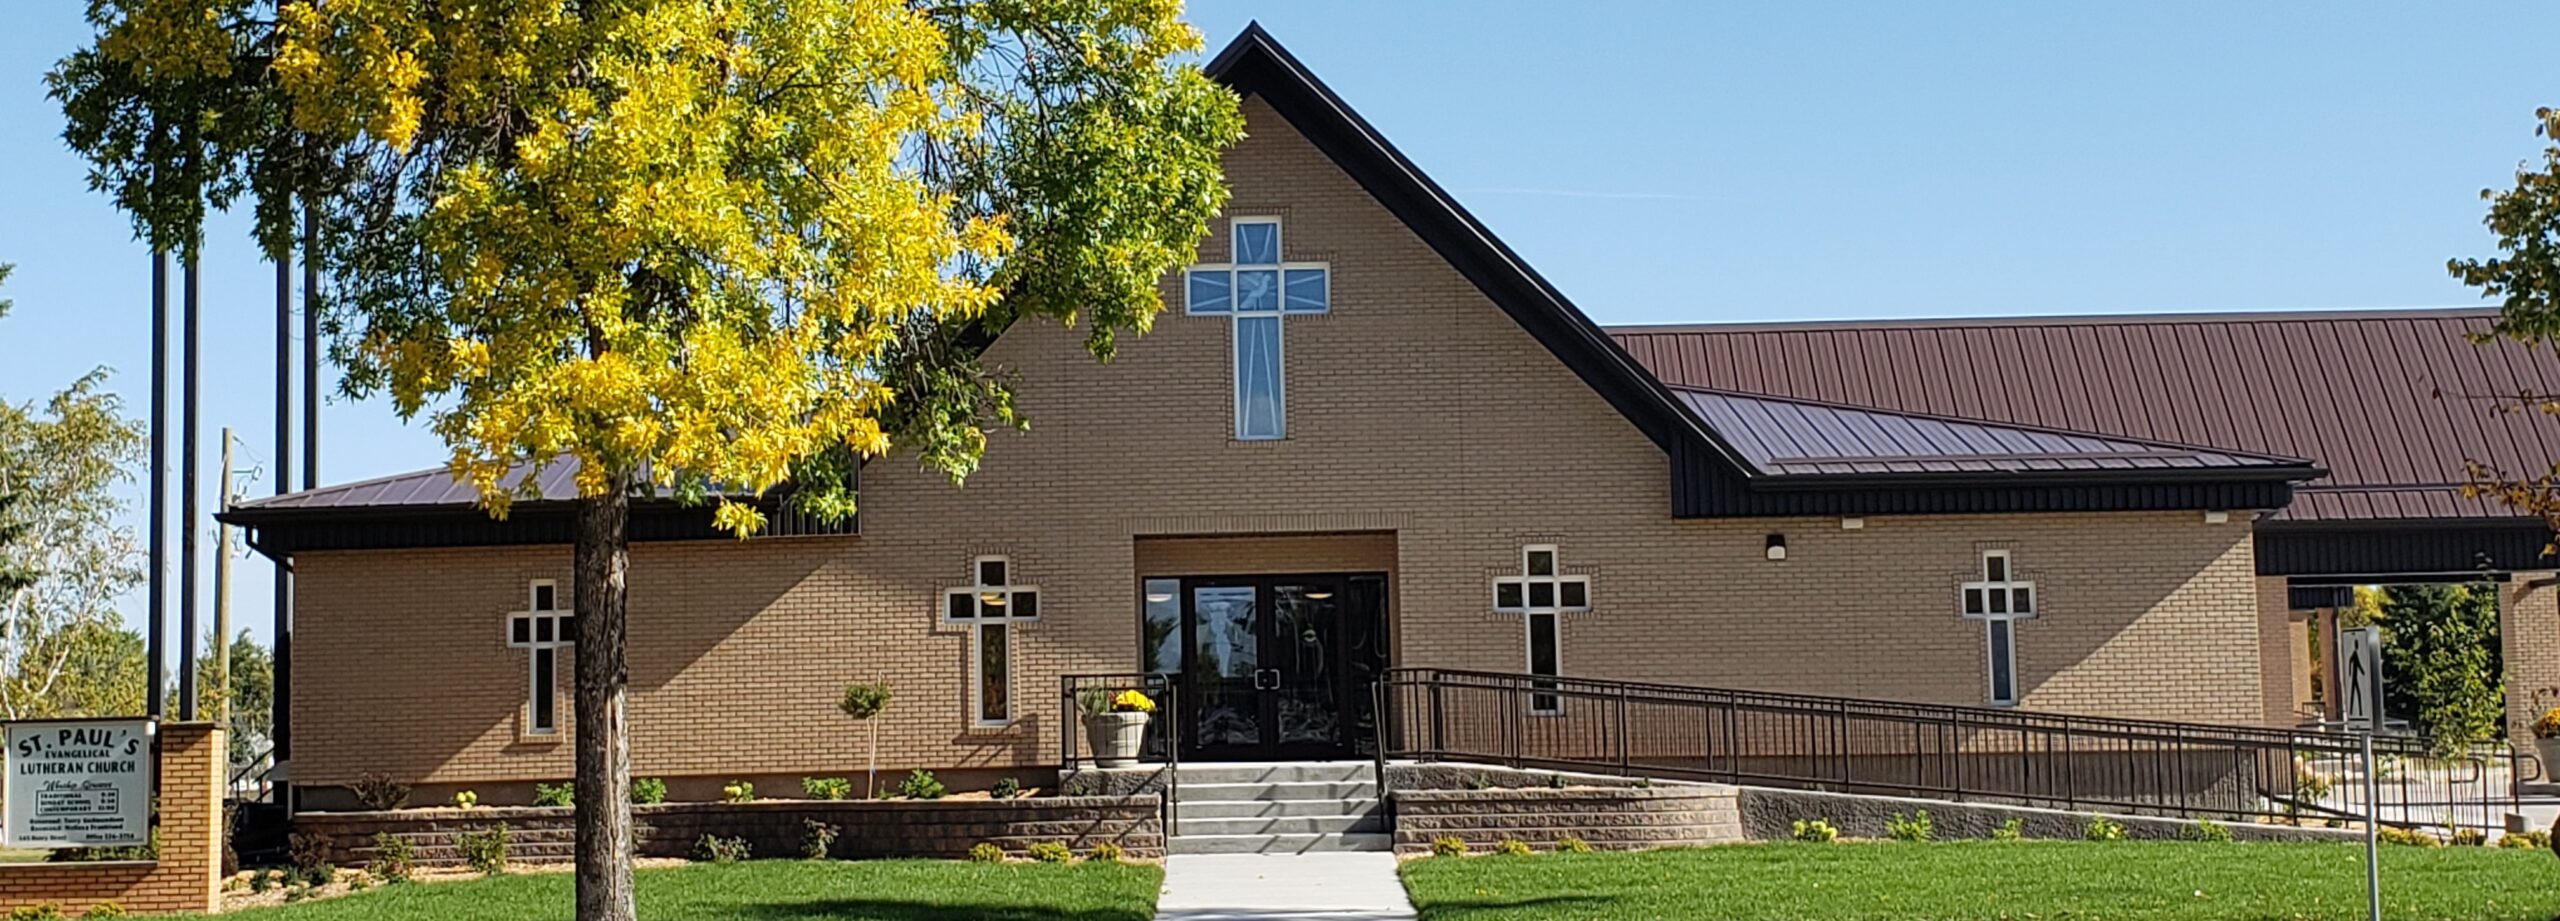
[4,719,154,848]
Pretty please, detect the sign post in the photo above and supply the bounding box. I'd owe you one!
[3,719,156,849]
[2341,626,2383,732]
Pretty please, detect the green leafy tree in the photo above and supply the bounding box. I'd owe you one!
[55,5,1242,919]
[0,271,150,720]
[0,265,35,607]
[184,631,274,764]
[2454,108,2560,552]
[2375,584,2504,754]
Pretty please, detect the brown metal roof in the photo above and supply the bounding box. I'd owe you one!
[1610,308,2559,522]
[1677,388,2311,478]
[230,458,580,511]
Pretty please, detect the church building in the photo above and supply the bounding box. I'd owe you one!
[224,26,2559,807]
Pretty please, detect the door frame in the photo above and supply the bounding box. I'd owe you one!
[1143,571,1389,762]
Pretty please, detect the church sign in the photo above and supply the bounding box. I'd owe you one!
[4,719,154,848]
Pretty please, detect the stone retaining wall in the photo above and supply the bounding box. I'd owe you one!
[298,795,1163,867]
[1389,785,1742,855]
[1735,787,2361,842]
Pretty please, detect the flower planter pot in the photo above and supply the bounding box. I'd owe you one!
[1084,711,1152,768]
[2536,737,2560,776]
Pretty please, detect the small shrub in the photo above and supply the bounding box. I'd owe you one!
[282,884,312,904]
[85,902,126,919]
[350,772,410,811]
[1088,841,1125,863]
[368,831,415,884]
[287,831,334,874]
[630,778,667,805]
[694,834,751,864]
[456,823,510,875]
[2377,826,2442,847]
[897,769,946,800]
[1027,841,1073,863]
[533,782,575,808]
[1886,810,1933,842]
[2451,828,2488,847]
[839,681,893,720]
[1791,818,1839,843]
[2496,830,2551,849]
[801,819,840,860]
[2084,816,2126,842]
[967,843,1007,863]
[248,869,276,893]
[346,873,372,892]
[1992,817,2025,841]
[305,864,338,887]
[7,905,62,921]
[452,790,479,809]
[801,776,852,801]
[723,780,757,803]
[1430,836,1468,857]
[1555,836,1594,853]
[1493,838,1534,856]
[1545,773,1568,789]
[991,777,1023,799]
[2184,818,2235,843]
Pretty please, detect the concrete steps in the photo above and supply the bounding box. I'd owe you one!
[1169,762,1390,855]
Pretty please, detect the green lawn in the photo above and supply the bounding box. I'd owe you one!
[188,860,1162,921]
[1400,841,2560,921]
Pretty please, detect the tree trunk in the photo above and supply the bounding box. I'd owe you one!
[574,473,635,921]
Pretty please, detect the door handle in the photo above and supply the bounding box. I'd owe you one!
[1253,669,1281,691]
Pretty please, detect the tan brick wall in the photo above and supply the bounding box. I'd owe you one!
[2501,573,2560,739]
[2256,575,2303,726]
[0,724,224,917]
[286,95,2270,790]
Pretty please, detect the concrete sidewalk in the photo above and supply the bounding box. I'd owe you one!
[1154,852,1418,921]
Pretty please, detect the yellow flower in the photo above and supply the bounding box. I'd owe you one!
[1111,690,1156,714]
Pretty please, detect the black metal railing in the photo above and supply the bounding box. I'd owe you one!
[1059,673,1181,831]
[1379,667,2526,835]
[229,743,280,803]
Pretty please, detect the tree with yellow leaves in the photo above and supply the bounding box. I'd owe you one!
[55,3,1239,917]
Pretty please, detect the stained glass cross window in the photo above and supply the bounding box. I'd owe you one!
[1185,217,1329,440]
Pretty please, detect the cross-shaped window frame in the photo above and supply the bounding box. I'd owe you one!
[944,556,1039,727]
[1493,545,1590,715]
[505,580,571,737]
[1959,550,2036,707]
[1185,217,1331,441]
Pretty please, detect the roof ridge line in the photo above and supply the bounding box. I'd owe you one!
[1672,385,2320,468]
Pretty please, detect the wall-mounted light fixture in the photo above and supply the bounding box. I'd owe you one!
[1841,517,1865,531]
[1765,534,1788,561]
[2204,510,2231,525]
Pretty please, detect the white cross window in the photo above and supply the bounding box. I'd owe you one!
[1959,550,2036,707]
[1185,217,1330,440]
[945,556,1039,725]
[505,581,571,736]
[1493,545,1590,715]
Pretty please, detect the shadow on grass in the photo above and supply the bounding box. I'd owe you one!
[1412,895,1616,921]
[732,899,1153,921]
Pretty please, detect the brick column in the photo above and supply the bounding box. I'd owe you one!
[2254,576,2296,726]
[0,723,225,917]
[2502,574,2560,741]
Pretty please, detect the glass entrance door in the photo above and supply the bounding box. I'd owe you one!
[1144,572,1387,761]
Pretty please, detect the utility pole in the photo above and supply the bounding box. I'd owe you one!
[214,427,233,723]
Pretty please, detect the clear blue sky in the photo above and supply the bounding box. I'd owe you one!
[0,1,2546,658]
